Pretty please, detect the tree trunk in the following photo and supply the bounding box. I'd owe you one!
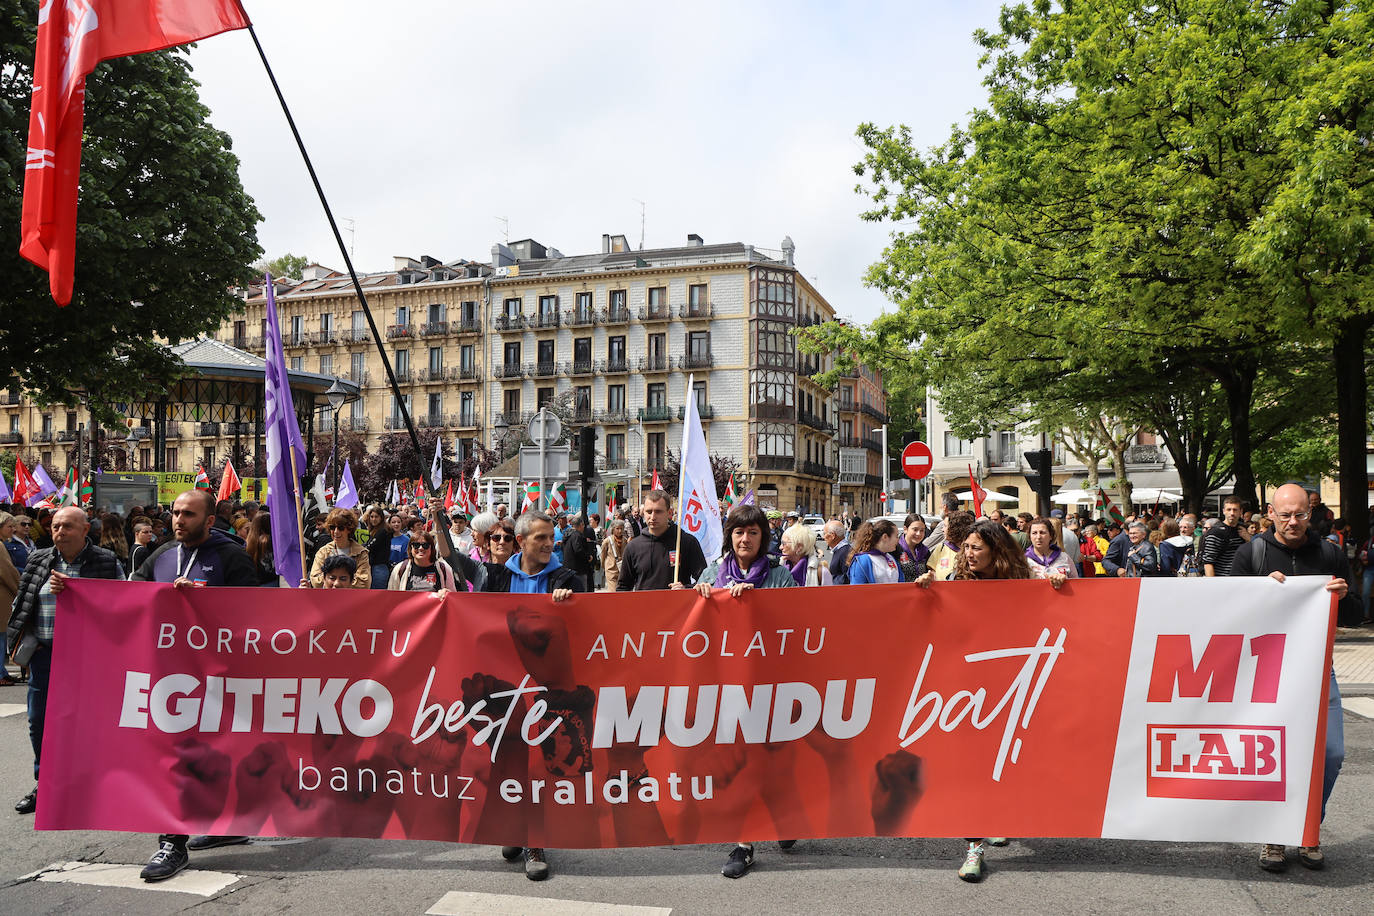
[1333,317,1371,543]
[1108,442,1132,509]
[1220,364,1258,511]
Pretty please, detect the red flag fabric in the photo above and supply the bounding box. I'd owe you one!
[650,469,662,491]
[968,463,987,516]
[217,459,241,502]
[12,456,40,506]
[21,0,251,304]
[443,480,454,512]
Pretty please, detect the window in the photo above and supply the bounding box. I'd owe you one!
[65,411,76,431]
[350,400,364,422]
[351,352,366,380]
[751,267,795,319]
[750,369,794,417]
[575,292,593,321]
[537,387,554,407]
[290,357,303,371]
[320,313,333,334]
[538,295,557,320]
[574,337,591,367]
[607,433,625,464]
[841,451,866,475]
[394,350,409,375]
[137,449,150,471]
[460,391,475,425]
[205,447,216,468]
[537,339,555,368]
[608,289,627,318]
[233,320,246,346]
[428,303,443,324]
[460,345,474,372]
[688,284,708,307]
[607,384,625,413]
[503,388,521,416]
[165,448,178,470]
[648,286,667,315]
[504,341,521,365]
[9,415,18,432]
[290,315,303,342]
[648,432,666,467]
[352,310,365,331]
[752,422,795,459]
[462,300,478,326]
[693,380,707,412]
[754,319,794,369]
[648,333,665,362]
[608,336,626,365]
[841,419,852,440]
[429,347,443,374]
[575,385,591,417]
[994,430,1017,467]
[943,431,974,457]
[319,354,333,375]
[504,297,522,319]
[688,331,710,357]
[396,306,410,326]
[428,392,442,420]
[390,394,412,424]
[647,383,666,408]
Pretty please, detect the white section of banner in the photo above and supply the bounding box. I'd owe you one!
[1101,576,1332,844]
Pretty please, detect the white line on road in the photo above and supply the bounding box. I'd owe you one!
[23,861,242,897]
[0,703,25,718]
[1342,696,1374,719]
[427,891,671,916]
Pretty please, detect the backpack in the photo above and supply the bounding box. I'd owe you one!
[1176,546,1202,578]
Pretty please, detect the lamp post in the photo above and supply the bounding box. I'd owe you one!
[628,423,644,506]
[325,379,347,497]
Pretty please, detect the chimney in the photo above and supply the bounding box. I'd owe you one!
[491,242,515,268]
[602,233,612,254]
[781,236,795,267]
[687,233,704,247]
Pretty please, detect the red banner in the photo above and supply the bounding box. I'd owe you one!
[37,577,1335,847]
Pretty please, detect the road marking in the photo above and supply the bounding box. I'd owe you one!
[0,703,25,718]
[1342,696,1374,719]
[427,891,671,916]
[23,861,242,897]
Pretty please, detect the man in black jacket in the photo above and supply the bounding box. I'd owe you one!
[1230,483,1356,875]
[616,490,706,590]
[560,514,596,584]
[6,506,125,816]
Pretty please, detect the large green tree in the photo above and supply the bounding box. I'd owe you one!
[0,0,261,421]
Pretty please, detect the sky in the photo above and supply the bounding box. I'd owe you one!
[187,1,1006,325]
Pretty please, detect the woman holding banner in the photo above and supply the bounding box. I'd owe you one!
[695,505,799,878]
[1025,517,1078,580]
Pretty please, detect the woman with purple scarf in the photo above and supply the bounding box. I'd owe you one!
[779,523,833,586]
[1025,516,1079,581]
[892,513,930,581]
[694,504,796,879]
[846,519,904,584]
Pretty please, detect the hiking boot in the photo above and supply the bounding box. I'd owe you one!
[140,839,189,882]
[1258,844,1287,872]
[1298,845,1325,870]
[14,787,36,814]
[524,847,549,881]
[958,842,985,882]
[721,844,754,878]
[187,835,249,851]
[500,845,524,862]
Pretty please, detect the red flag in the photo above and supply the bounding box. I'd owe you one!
[414,481,425,509]
[968,463,987,516]
[650,469,662,491]
[21,0,251,304]
[12,456,40,506]
[217,460,241,502]
[443,480,454,512]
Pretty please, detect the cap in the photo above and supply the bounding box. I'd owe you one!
[1050,509,1065,518]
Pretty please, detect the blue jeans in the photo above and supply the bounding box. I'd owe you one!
[27,644,51,781]
[1322,668,1344,823]
[371,563,389,589]
[1361,565,1374,622]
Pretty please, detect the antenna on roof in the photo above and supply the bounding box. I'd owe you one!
[496,216,509,244]
[634,199,645,250]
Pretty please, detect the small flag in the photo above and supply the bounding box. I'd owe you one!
[740,488,755,506]
[414,480,426,509]
[79,472,93,507]
[1097,488,1125,525]
[194,463,211,490]
[968,463,987,517]
[12,457,39,506]
[547,480,567,515]
[520,480,540,514]
[430,437,444,490]
[57,467,78,506]
[722,474,737,512]
[650,468,662,491]
[31,464,58,499]
[320,453,334,503]
[218,460,242,503]
[335,460,359,509]
[444,480,455,512]
[0,467,11,502]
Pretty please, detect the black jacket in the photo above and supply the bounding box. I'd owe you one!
[616,523,706,590]
[1230,529,1361,624]
[7,539,125,650]
[481,562,587,594]
[562,527,597,577]
[829,542,852,585]
[131,528,257,586]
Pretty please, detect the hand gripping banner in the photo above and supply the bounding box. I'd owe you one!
[36,577,1335,848]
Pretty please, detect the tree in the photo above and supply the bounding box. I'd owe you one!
[256,253,310,280]
[0,2,262,424]
[657,450,742,504]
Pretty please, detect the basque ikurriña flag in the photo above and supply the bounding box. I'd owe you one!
[676,376,722,560]
[20,0,251,304]
[263,274,307,585]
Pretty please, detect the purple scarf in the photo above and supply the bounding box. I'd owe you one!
[897,536,929,565]
[786,554,808,586]
[715,553,772,588]
[1025,546,1062,568]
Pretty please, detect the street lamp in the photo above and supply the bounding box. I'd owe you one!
[628,423,644,506]
[325,378,347,497]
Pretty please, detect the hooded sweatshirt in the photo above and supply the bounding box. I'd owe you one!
[132,527,257,586]
[488,548,585,594]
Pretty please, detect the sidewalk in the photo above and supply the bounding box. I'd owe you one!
[1335,627,1374,696]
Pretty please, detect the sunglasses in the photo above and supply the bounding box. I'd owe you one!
[327,524,351,531]
[411,542,434,551]
[488,533,515,543]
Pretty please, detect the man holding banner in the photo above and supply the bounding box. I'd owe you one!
[616,490,706,591]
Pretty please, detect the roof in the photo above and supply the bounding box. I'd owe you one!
[168,338,361,401]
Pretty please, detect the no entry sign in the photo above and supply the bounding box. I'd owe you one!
[901,441,933,480]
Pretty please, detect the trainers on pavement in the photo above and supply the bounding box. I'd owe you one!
[1259,844,1287,872]
[524,847,549,881]
[722,844,755,878]
[1298,845,1325,870]
[14,787,36,815]
[140,840,189,882]
[187,835,249,851]
[958,842,985,882]
[985,837,1010,847]
[500,845,524,862]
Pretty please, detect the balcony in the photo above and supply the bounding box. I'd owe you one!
[227,422,252,435]
[798,358,821,377]
[282,334,309,349]
[800,460,835,480]
[679,302,713,320]
[838,399,857,413]
[318,415,335,432]
[2,391,19,405]
[865,473,884,489]
[452,413,478,429]
[496,409,528,427]
[638,305,672,323]
[638,354,670,373]
[861,403,886,422]
[341,417,370,432]
[568,359,595,377]
[598,358,630,374]
[417,413,447,428]
[493,314,526,332]
[839,470,866,486]
[530,312,561,330]
[0,432,21,444]
[55,429,76,442]
[598,455,630,471]
[751,402,794,421]
[414,367,446,383]
[384,415,410,430]
[163,423,183,439]
[199,422,221,436]
[449,365,481,382]
[390,368,412,384]
[677,405,715,420]
[529,362,558,378]
[597,408,629,425]
[638,405,673,423]
[838,436,862,448]
[797,410,835,434]
[571,409,593,424]
[564,309,598,328]
[754,456,795,472]
[455,317,482,335]
[340,370,370,387]
[232,336,249,350]
[342,328,372,343]
[420,320,448,337]
[861,435,883,452]
[386,324,416,340]
[678,353,714,370]
[603,305,630,325]
[310,330,339,345]
[496,363,525,379]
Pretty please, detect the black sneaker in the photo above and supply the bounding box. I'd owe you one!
[500,845,524,862]
[14,787,36,814]
[524,847,549,881]
[722,844,754,878]
[140,840,189,882]
[187,835,250,851]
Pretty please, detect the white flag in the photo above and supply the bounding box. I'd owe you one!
[676,375,722,561]
[430,437,444,490]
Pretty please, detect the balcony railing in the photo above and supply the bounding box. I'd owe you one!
[797,410,835,434]
[603,306,630,324]
[530,362,558,378]
[453,413,478,428]
[838,436,863,449]
[449,365,481,382]
[568,359,594,376]
[861,435,883,452]
[865,473,884,489]
[838,399,857,413]
[598,456,630,471]
[0,432,21,444]
[342,328,372,343]
[232,337,248,350]
[414,367,446,383]
[861,403,886,422]
[391,369,412,384]
[199,423,221,436]
[416,413,447,428]
[639,305,672,322]
[129,427,151,440]
[227,422,252,435]
[751,403,794,421]
[2,391,19,405]
[678,405,715,420]
[638,405,673,422]
[493,314,526,331]
[531,312,561,329]
[55,430,76,442]
[754,456,795,472]
[800,460,835,479]
[679,303,713,320]
[598,358,630,374]
[386,324,416,339]
[496,364,525,379]
[678,353,714,370]
[638,354,670,372]
[455,317,482,334]
[164,423,184,439]
[341,417,370,432]
[340,370,370,386]
[310,330,339,345]
[596,408,629,425]
[564,309,597,328]
[420,321,448,337]
[571,409,593,424]
[839,470,867,486]
[33,430,52,443]
[282,334,308,348]
[496,409,528,427]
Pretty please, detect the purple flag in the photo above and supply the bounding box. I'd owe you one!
[0,467,10,502]
[335,459,359,509]
[263,275,308,585]
[740,488,755,506]
[31,464,59,503]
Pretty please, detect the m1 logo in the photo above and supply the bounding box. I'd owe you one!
[1146,725,1286,801]
[1146,634,1286,703]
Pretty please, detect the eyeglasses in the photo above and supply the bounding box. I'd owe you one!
[1274,512,1309,522]
[411,543,433,551]
[488,533,515,543]
[327,524,350,531]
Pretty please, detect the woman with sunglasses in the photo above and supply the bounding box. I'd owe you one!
[486,518,517,567]
[386,530,460,592]
[308,508,371,589]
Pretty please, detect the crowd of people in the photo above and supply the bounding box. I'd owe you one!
[1,481,1364,885]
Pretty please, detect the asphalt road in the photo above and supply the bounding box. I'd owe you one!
[0,679,1370,915]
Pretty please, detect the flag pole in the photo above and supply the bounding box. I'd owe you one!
[287,440,307,585]
[243,23,430,501]
[671,374,694,585]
